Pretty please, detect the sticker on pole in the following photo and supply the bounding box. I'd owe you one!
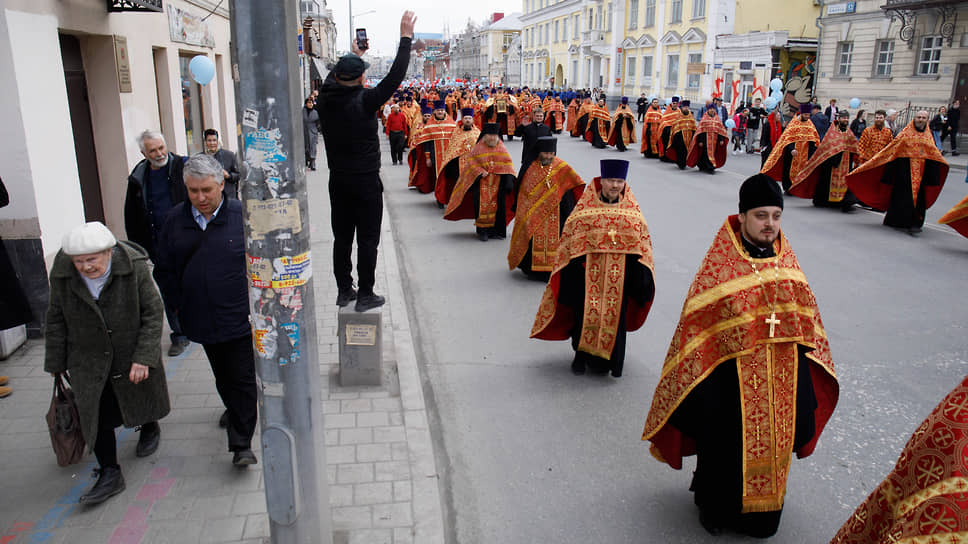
[247,198,301,239]
[247,251,312,288]
[242,108,259,129]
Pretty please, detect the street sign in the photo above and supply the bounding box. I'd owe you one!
[826,2,856,15]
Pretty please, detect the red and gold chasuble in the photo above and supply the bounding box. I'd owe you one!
[571,101,593,137]
[847,122,949,210]
[830,376,968,544]
[607,106,638,146]
[642,216,839,513]
[566,100,580,133]
[545,100,566,130]
[640,108,663,155]
[790,128,859,203]
[507,158,586,272]
[761,117,820,183]
[686,115,729,169]
[407,119,456,191]
[664,114,697,162]
[531,181,654,359]
[857,125,893,164]
[443,140,516,228]
[938,194,968,238]
[657,107,681,156]
[584,106,611,143]
[434,126,481,207]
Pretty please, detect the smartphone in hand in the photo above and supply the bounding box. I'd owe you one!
[356,28,368,51]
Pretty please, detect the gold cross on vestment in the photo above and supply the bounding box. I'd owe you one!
[608,227,618,245]
[765,312,781,338]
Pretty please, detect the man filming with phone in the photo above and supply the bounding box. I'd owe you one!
[317,11,416,312]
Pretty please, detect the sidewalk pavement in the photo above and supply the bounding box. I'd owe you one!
[0,142,445,544]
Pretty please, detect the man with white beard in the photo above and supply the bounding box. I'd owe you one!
[124,129,190,356]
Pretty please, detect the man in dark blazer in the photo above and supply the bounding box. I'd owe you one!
[203,129,241,199]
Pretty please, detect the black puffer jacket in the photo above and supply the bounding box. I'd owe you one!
[317,38,411,176]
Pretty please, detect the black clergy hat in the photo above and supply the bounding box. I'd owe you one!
[433,100,445,110]
[671,96,680,103]
[483,123,500,135]
[800,103,813,114]
[535,136,557,153]
[739,174,784,213]
[837,109,850,118]
[461,107,475,117]
[680,100,691,108]
[621,96,629,104]
[600,159,629,180]
[333,54,369,81]
[421,105,432,115]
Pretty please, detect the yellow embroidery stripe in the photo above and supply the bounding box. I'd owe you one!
[666,303,817,376]
[898,532,968,544]
[569,208,644,221]
[682,268,809,316]
[895,476,968,518]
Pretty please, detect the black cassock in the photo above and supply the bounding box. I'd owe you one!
[575,113,590,138]
[666,238,819,538]
[471,173,515,239]
[659,125,675,163]
[670,131,690,170]
[588,119,609,149]
[881,158,942,229]
[643,123,660,158]
[810,151,858,210]
[614,117,635,151]
[694,133,728,173]
[514,122,553,182]
[779,141,817,193]
[558,254,653,377]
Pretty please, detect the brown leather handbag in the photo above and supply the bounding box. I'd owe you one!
[46,373,85,466]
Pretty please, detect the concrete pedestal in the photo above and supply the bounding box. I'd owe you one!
[338,306,383,386]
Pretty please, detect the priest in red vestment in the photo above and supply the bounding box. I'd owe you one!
[829,375,968,544]
[761,104,820,192]
[434,109,481,209]
[846,110,949,235]
[640,98,663,158]
[407,100,456,194]
[584,99,611,149]
[607,97,638,152]
[856,109,893,165]
[665,100,697,170]
[790,110,860,211]
[530,159,655,378]
[507,137,585,281]
[642,174,839,538]
[443,123,516,241]
[657,97,681,162]
[686,105,729,173]
[759,109,784,167]
[938,194,968,238]
[566,97,581,135]
[545,95,566,134]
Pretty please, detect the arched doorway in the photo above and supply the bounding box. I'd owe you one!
[555,64,564,89]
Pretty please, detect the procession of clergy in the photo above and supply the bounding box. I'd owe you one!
[382,85,968,542]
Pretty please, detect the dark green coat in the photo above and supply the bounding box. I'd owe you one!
[44,241,170,448]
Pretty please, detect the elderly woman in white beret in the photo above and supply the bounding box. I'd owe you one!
[44,222,170,505]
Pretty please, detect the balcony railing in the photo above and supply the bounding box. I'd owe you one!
[107,0,162,12]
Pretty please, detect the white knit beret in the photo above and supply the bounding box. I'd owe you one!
[62,222,117,256]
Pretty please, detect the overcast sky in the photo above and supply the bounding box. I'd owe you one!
[325,0,522,56]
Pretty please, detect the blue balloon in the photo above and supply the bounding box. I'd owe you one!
[770,78,783,92]
[189,55,215,85]
[849,97,861,109]
[725,119,736,129]
[771,89,783,102]
[764,97,777,110]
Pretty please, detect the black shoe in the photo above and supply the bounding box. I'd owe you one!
[355,293,386,312]
[908,227,922,237]
[571,358,585,375]
[953,150,960,156]
[218,410,229,428]
[477,230,489,242]
[699,510,723,536]
[79,466,125,505]
[135,422,160,457]
[841,203,856,213]
[167,337,190,357]
[232,449,258,467]
[336,288,358,307]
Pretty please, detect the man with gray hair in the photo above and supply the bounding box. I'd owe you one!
[154,154,258,466]
[124,129,190,356]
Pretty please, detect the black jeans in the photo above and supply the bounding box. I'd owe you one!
[329,173,383,295]
[389,131,406,164]
[93,382,124,468]
[202,334,258,452]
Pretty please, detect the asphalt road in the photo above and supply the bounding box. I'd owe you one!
[380,132,968,544]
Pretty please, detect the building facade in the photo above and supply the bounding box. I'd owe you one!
[479,13,523,84]
[0,0,238,334]
[519,0,730,102]
[300,0,338,95]
[815,0,968,120]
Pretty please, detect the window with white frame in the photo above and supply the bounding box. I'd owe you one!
[837,41,853,76]
[670,0,682,23]
[874,39,894,76]
[563,19,568,41]
[607,4,613,31]
[588,9,594,30]
[629,0,639,29]
[555,20,559,42]
[692,0,705,18]
[545,23,550,44]
[687,53,701,88]
[667,54,679,87]
[642,55,653,82]
[573,15,580,38]
[645,0,655,27]
[596,6,602,28]
[627,56,636,79]
[918,35,942,75]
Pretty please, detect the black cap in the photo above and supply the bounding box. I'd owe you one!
[333,54,369,81]
[680,100,690,108]
[535,136,557,153]
[837,109,850,118]
[483,123,500,135]
[739,174,784,213]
